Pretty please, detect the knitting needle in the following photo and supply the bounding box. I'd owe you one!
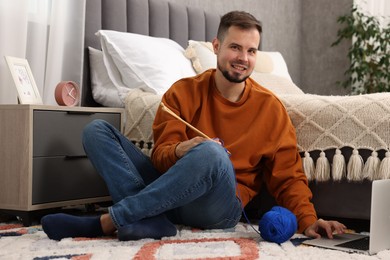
[160,102,211,139]
[160,102,231,155]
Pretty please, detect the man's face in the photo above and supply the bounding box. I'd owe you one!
[213,26,260,83]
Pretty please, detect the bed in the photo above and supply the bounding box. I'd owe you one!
[81,0,390,222]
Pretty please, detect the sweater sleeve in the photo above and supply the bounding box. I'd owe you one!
[151,99,181,173]
[151,72,211,173]
[262,101,318,233]
[151,83,195,173]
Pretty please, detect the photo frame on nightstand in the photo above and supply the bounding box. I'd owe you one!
[5,56,43,104]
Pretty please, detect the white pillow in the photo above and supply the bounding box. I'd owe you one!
[250,72,304,95]
[88,47,125,107]
[184,40,293,81]
[96,30,196,95]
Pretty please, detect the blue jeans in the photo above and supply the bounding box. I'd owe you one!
[82,119,242,229]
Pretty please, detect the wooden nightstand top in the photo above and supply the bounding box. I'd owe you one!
[0,104,124,113]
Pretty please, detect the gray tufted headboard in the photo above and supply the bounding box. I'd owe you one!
[82,0,221,107]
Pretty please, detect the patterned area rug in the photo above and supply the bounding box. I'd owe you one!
[1,221,390,260]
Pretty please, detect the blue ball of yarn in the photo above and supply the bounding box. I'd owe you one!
[258,206,297,244]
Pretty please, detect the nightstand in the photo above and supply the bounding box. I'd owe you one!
[0,105,124,225]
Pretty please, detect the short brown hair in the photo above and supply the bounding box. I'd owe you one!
[217,11,262,42]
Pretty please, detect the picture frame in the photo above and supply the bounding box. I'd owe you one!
[5,56,43,104]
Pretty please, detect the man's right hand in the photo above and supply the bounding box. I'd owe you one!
[175,137,221,158]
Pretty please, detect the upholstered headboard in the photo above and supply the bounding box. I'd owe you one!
[82,0,221,107]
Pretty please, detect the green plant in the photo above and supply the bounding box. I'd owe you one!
[332,6,390,94]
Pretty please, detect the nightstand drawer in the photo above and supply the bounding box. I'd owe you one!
[0,105,123,220]
[33,110,121,157]
[32,157,110,204]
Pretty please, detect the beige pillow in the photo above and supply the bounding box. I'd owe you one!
[255,52,274,73]
[184,40,292,81]
[250,72,304,95]
[184,40,215,73]
[256,52,292,81]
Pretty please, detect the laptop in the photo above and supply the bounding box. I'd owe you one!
[302,179,390,255]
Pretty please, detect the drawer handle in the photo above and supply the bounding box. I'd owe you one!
[65,155,88,159]
[66,111,96,115]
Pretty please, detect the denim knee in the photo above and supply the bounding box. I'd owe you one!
[82,119,111,144]
[83,119,108,136]
[188,141,235,182]
[194,141,231,166]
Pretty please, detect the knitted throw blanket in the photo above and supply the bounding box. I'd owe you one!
[124,89,160,155]
[279,93,390,182]
[124,89,390,182]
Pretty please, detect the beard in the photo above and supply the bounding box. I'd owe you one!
[217,62,250,83]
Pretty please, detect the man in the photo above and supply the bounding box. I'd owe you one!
[42,10,345,241]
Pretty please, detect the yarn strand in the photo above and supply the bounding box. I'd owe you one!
[234,169,297,244]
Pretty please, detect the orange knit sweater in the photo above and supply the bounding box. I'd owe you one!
[152,69,317,233]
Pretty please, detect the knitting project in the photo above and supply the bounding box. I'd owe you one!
[124,89,390,182]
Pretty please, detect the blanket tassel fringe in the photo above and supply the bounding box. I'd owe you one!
[315,152,330,182]
[303,149,390,182]
[332,149,346,181]
[302,152,315,181]
[133,140,390,182]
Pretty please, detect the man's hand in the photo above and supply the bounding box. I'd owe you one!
[175,137,221,158]
[304,218,347,239]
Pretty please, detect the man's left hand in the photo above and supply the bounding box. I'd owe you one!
[304,218,347,239]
